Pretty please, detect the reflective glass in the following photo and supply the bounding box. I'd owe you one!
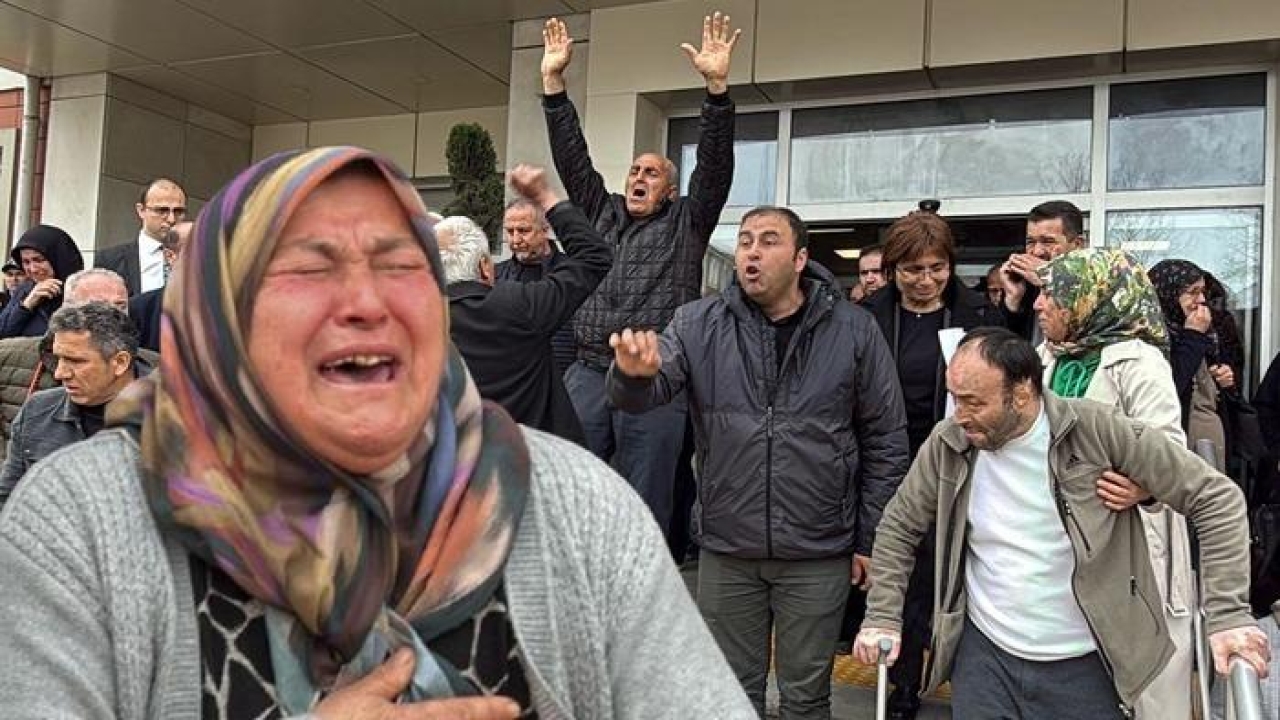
[669,111,778,207]
[789,88,1092,203]
[1108,74,1265,190]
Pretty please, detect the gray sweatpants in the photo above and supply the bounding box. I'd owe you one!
[951,617,1127,720]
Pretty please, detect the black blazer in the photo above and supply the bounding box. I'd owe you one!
[128,288,164,353]
[94,241,141,296]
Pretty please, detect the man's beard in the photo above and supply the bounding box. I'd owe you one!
[974,395,1026,451]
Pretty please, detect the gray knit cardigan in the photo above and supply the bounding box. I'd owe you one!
[0,428,755,719]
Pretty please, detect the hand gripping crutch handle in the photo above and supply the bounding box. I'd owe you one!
[876,638,893,720]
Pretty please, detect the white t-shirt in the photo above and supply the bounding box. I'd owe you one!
[965,408,1096,661]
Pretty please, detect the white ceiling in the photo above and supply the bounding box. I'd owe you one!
[0,0,654,124]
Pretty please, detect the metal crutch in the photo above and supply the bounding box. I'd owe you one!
[876,637,893,720]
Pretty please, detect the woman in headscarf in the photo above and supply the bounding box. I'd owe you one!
[0,147,753,719]
[0,224,85,338]
[1148,259,1232,467]
[1035,247,1195,720]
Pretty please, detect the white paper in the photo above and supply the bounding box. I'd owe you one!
[938,327,966,417]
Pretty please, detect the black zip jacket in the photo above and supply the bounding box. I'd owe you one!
[608,262,909,559]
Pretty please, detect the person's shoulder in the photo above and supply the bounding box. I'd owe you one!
[521,427,648,525]
[20,385,68,413]
[1,430,148,541]
[93,241,136,265]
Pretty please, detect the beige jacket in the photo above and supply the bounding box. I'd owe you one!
[1040,338,1194,615]
[866,393,1253,709]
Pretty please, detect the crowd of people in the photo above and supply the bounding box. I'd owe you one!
[0,9,1275,720]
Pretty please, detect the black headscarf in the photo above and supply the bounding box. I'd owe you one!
[1147,259,1204,327]
[10,224,84,282]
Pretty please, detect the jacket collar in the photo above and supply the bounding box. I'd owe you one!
[724,260,838,328]
[445,280,492,301]
[52,388,84,424]
[937,392,1079,453]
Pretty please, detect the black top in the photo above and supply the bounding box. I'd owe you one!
[493,250,578,376]
[192,556,537,719]
[895,307,946,455]
[768,299,808,371]
[447,201,611,445]
[79,402,107,438]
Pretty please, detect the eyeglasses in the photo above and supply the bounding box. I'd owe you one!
[145,205,186,218]
[895,262,950,281]
[859,268,884,277]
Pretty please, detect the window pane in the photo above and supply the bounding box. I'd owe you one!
[669,111,778,207]
[1108,74,1265,190]
[1106,208,1263,385]
[789,88,1092,204]
[1106,208,1262,307]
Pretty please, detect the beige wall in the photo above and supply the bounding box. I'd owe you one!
[1128,0,1280,50]
[929,0,1124,67]
[755,0,925,81]
[42,72,250,258]
[250,106,509,179]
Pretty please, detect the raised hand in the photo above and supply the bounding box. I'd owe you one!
[609,328,662,378]
[541,18,573,95]
[679,11,741,94]
[508,164,559,210]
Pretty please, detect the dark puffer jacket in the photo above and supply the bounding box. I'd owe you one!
[543,91,734,369]
[0,225,85,339]
[608,263,909,559]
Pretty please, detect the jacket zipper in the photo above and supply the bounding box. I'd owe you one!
[1054,483,1093,555]
[765,404,774,558]
[1053,475,1130,717]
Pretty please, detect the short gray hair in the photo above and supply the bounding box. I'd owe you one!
[504,198,548,229]
[437,216,490,284]
[48,302,139,360]
[64,268,127,307]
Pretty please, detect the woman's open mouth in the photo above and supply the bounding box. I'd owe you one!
[319,354,398,384]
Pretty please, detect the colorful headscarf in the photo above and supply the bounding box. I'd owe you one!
[108,147,530,708]
[1147,258,1205,327]
[1037,247,1169,358]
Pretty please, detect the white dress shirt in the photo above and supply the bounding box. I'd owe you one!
[137,230,166,293]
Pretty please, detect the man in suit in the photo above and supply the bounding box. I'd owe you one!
[96,178,187,296]
[129,220,191,352]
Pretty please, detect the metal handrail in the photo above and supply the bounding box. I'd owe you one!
[1223,657,1265,720]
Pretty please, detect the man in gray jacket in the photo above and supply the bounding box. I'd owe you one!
[609,206,909,719]
[855,327,1268,719]
[0,302,148,506]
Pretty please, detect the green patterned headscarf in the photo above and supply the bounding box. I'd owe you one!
[1037,247,1169,358]
[108,147,530,709]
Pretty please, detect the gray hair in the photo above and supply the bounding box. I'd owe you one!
[64,268,128,307]
[504,198,548,229]
[437,216,490,284]
[48,302,139,360]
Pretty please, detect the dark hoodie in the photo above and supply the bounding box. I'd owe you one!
[0,225,85,339]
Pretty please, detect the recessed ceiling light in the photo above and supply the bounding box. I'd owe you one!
[835,248,861,260]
